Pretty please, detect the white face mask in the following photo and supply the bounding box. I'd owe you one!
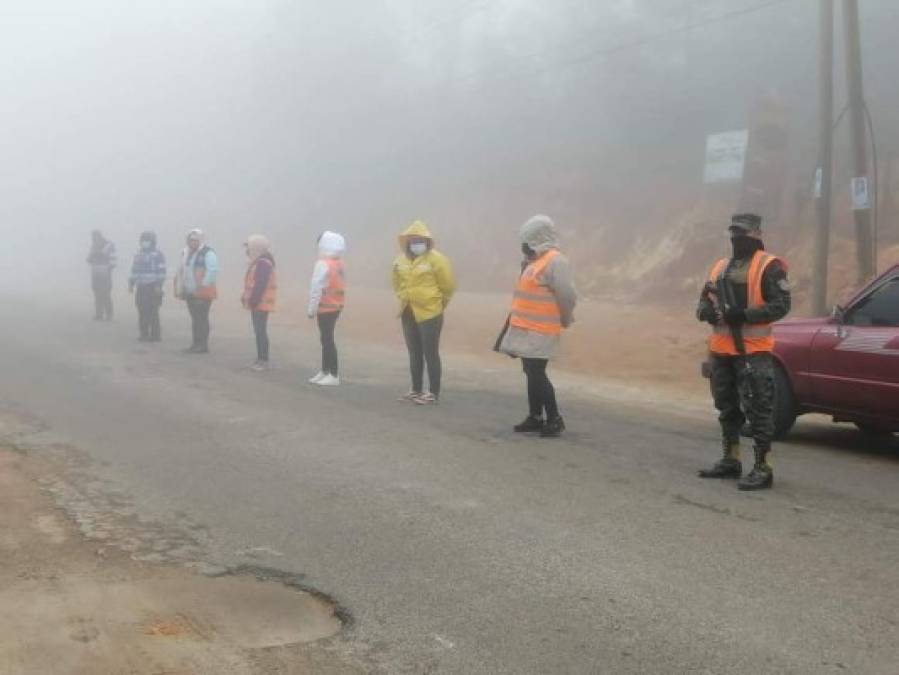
[409,242,428,256]
[141,241,152,250]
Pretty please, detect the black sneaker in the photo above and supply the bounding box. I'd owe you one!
[514,416,544,433]
[540,416,565,438]
[698,457,743,479]
[737,466,773,491]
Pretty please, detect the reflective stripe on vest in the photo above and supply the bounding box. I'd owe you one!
[707,251,780,355]
[509,250,562,335]
[242,258,277,311]
[319,258,345,313]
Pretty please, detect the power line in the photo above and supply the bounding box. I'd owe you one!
[450,0,798,89]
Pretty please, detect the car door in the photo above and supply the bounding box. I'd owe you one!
[807,274,899,419]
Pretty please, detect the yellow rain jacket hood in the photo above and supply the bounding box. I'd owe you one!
[392,220,456,323]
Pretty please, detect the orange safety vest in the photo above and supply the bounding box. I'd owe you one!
[319,258,345,314]
[708,250,783,356]
[242,257,277,312]
[509,250,562,335]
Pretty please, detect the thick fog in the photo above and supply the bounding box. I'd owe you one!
[2,0,899,299]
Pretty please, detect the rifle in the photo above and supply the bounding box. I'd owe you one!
[715,274,746,355]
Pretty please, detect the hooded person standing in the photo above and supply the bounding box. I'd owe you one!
[86,230,116,320]
[242,235,276,371]
[497,215,577,438]
[307,231,346,386]
[128,231,166,342]
[392,220,456,404]
[174,229,218,353]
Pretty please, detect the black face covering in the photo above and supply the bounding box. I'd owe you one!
[521,243,536,259]
[731,235,763,260]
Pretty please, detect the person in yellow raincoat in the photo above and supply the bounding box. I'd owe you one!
[392,220,456,404]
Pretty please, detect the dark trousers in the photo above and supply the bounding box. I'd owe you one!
[317,311,340,375]
[186,297,212,349]
[401,308,443,396]
[710,352,775,446]
[522,358,559,419]
[135,285,161,340]
[92,274,113,319]
[252,310,270,361]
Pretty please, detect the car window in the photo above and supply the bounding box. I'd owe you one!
[847,277,899,327]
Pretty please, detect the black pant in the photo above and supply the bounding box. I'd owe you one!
[92,273,113,319]
[710,352,775,446]
[135,285,161,340]
[317,311,340,375]
[401,308,443,396]
[522,358,559,419]
[252,310,270,361]
[186,297,212,349]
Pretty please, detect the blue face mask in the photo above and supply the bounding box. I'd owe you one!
[409,242,428,256]
[141,241,152,250]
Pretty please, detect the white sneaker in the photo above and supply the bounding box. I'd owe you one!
[251,361,270,372]
[308,371,326,384]
[316,374,340,386]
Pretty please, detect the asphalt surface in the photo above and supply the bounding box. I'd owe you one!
[2,295,898,674]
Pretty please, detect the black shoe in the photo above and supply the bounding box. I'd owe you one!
[193,345,209,354]
[737,465,773,491]
[698,457,743,479]
[137,336,151,342]
[540,416,565,438]
[514,416,544,433]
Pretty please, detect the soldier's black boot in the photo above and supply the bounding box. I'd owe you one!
[540,416,565,438]
[514,416,544,433]
[738,444,773,491]
[698,440,742,479]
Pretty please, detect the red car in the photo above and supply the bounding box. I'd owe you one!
[771,263,899,437]
[703,263,899,437]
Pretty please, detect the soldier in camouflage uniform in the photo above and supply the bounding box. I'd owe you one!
[696,213,791,491]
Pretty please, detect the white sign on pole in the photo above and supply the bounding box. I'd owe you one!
[851,176,870,210]
[703,130,749,184]
[814,168,823,199]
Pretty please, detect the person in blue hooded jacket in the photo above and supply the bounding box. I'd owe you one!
[128,231,166,342]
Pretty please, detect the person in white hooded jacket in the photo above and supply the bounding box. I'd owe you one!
[307,231,346,386]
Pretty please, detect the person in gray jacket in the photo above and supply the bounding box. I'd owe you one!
[496,215,577,437]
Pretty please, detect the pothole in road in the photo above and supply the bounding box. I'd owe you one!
[1,442,358,674]
[136,573,342,648]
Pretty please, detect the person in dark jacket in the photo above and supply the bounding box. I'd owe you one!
[86,230,116,320]
[128,231,166,342]
[241,235,277,371]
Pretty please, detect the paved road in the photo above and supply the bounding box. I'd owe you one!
[1,296,897,674]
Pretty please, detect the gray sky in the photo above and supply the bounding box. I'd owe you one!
[2,0,897,290]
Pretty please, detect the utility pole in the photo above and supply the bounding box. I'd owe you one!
[843,0,875,283]
[813,0,834,316]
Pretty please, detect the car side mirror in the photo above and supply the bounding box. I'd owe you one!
[831,304,845,324]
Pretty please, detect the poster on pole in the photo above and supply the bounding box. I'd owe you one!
[703,130,749,184]
[851,176,870,210]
